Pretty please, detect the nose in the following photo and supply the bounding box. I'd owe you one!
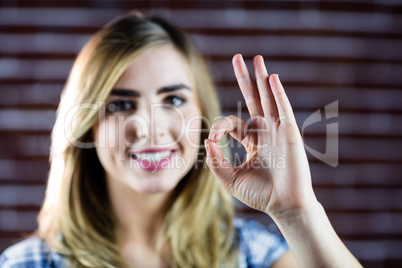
[136,123,165,139]
[132,106,167,141]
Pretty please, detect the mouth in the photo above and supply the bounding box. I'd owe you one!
[129,150,174,162]
[128,149,176,172]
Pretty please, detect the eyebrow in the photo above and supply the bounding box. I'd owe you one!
[111,84,191,97]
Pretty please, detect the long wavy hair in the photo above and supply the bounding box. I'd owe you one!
[36,12,237,267]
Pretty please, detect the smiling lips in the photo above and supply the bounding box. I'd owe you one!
[129,149,176,172]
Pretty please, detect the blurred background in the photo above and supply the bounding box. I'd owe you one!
[0,0,401,267]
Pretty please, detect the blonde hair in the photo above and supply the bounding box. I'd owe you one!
[37,12,237,267]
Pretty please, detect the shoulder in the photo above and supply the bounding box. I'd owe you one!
[234,218,289,268]
[0,236,67,268]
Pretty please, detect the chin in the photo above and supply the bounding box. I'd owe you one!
[132,177,180,195]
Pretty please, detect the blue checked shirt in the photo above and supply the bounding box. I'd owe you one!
[0,218,288,268]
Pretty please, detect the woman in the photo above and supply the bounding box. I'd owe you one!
[0,12,361,268]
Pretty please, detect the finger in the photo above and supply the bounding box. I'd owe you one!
[253,55,278,119]
[232,54,264,118]
[269,74,297,125]
[209,115,249,144]
[204,139,235,192]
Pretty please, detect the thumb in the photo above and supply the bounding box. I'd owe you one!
[204,139,235,192]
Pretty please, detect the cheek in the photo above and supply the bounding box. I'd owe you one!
[93,117,120,154]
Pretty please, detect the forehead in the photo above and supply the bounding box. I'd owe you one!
[114,44,193,92]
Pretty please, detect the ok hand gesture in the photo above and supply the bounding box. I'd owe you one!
[205,54,317,218]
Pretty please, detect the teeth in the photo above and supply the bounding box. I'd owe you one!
[131,151,172,162]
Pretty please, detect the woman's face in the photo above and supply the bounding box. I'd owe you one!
[93,44,202,194]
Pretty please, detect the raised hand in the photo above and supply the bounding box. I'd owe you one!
[204,54,317,218]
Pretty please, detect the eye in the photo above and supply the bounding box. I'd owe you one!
[163,95,186,107]
[108,100,136,112]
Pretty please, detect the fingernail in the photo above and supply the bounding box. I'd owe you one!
[214,131,219,141]
[209,129,216,141]
[271,73,279,83]
[204,139,210,154]
[240,55,246,67]
[253,55,262,64]
[216,130,224,141]
[277,74,283,85]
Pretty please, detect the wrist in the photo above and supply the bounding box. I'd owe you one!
[269,201,325,230]
[268,202,363,268]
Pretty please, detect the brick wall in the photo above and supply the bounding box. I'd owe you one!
[0,1,401,267]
